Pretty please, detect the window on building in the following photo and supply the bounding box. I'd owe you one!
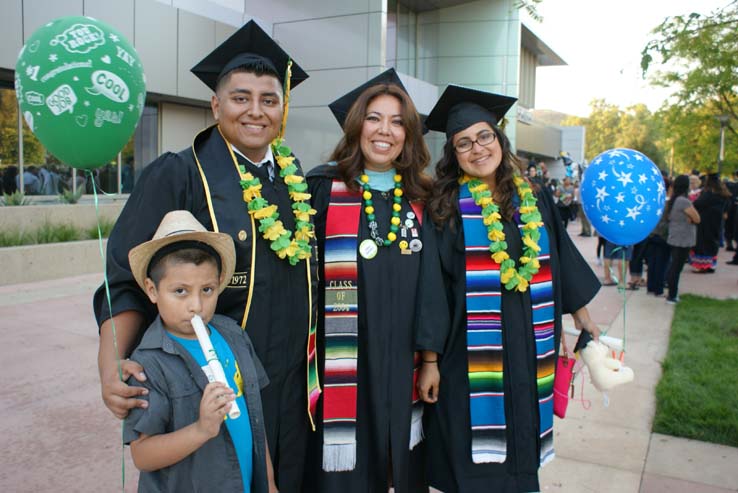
[1,86,21,195]
[518,47,536,109]
[133,104,159,189]
[0,83,158,198]
[387,0,418,77]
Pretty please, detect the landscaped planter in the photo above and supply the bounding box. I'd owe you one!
[0,202,124,232]
[0,201,125,285]
[0,240,108,286]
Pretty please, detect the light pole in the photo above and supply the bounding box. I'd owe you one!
[716,115,731,175]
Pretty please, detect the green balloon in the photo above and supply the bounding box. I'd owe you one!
[15,16,146,170]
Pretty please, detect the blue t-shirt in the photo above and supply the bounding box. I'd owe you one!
[170,326,253,492]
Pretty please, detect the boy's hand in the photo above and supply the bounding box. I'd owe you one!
[417,361,440,403]
[101,359,149,419]
[196,382,235,439]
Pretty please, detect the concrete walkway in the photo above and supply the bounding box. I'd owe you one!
[539,229,738,493]
[0,226,736,492]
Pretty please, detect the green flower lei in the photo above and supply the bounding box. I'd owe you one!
[236,137,315,266]
[463,174,544,292]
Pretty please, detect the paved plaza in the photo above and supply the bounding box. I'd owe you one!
[1,225,737,492]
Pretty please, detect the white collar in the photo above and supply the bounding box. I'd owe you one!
[231,144,274,168]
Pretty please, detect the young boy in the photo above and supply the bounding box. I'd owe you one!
[123,210,276,492]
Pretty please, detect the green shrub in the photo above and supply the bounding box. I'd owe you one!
[0,219,115,246]
[0,230,31,247]
[59,189,84,204]
[1,192,32,206]
[34,222,80,243]
[84,217,115,239]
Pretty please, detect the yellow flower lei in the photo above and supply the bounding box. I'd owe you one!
[237,137,316,265]
[232,59,316,265]
[461,174,544,292]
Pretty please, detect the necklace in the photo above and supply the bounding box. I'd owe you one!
[460,174,544,292]
[225,130,316,266]
[361,172,403,247]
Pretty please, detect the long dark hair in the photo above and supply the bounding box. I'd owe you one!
[428,123,525,227]
[329,84,431,201]
[702,174,731,198]
[665,174,689,217]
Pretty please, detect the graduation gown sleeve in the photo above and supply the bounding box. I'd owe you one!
[538,189,600,314]
[92,150,205,327]
[414,211,450,355]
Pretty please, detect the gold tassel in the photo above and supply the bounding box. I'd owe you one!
[278,59,293,141]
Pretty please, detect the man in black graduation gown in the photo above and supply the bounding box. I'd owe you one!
[93,21,315,491]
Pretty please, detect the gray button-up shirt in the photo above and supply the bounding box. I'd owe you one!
[123,314,269,493]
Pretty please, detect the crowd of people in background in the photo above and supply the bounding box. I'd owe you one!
[2,165,61,195]
[526,159,595,238]
[525,161,738,304]
[1,161,135,197]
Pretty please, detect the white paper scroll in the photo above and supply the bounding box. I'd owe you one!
[191,315,241,419]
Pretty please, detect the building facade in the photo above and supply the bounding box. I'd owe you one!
[0,0,581,195]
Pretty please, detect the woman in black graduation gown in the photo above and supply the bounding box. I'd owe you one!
[689,174,731,273]
[304,69,447,493]
[422,86,601,493]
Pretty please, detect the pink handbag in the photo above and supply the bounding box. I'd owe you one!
[554,353,575,418]
[554,334,576,418]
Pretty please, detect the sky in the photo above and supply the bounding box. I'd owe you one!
[529,0,731,117]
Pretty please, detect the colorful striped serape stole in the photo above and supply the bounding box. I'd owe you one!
[322,180,425,471]
[322,180,362,472]
[307,320,320,428]
[459,183,556,466]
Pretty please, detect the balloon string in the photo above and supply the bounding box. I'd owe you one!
[88,171,118,197]
[86,170,126,490]
[573,366,592,410]
[620,249,627,354]
[606,245,628,354]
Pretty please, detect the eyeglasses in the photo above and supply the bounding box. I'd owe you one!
[453,131,497,153]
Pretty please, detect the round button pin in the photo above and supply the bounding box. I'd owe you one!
[409,239,423,252]
[359,239,379,259]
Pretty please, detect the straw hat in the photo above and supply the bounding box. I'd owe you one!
[128,210,236,293]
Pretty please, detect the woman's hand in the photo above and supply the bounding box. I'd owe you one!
[417,352,440,403]
[579,318,601,341]
[573,306,600,342]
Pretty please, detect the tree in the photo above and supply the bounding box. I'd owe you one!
[655,101,738,174]
[0,127,45,165]
[0,89,45,166]
[515,0,543,22]
[562,99,665,167]
[641,1,738,149]
[616,104,665,166]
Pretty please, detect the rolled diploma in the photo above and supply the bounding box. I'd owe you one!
[191,315,241,419]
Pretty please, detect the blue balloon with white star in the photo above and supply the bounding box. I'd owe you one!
[581,148,665,246]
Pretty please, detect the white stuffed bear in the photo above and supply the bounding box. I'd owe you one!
[579,340,635,392]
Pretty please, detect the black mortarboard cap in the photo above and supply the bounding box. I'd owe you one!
[425,85,517,139]
[190,20,308,92]
[328,68,408,128]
